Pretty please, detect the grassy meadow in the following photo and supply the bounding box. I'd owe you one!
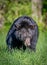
[0,27,47,65]
[0,1,47,65]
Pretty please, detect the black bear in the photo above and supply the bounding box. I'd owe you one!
[6,16,39,51]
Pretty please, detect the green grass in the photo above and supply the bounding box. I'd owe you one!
[0,28,47,65]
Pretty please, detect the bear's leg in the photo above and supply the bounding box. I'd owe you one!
[6,36,13,51]
[23,44,26,51]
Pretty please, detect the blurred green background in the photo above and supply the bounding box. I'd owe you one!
[0,0,47,65]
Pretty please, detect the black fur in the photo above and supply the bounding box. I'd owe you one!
[6,16,39,51]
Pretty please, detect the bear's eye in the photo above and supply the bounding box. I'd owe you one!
[14,24,21,30]
[14,25,18,30]
[29,25,35,30]
[14,25,17,28]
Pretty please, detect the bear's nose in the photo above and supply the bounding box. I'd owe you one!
[24,38,31,46]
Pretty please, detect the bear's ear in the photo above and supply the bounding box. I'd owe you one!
[29,25,36,30]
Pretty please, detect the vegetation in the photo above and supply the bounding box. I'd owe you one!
[0,27,47,65]
[0,0,47,65]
